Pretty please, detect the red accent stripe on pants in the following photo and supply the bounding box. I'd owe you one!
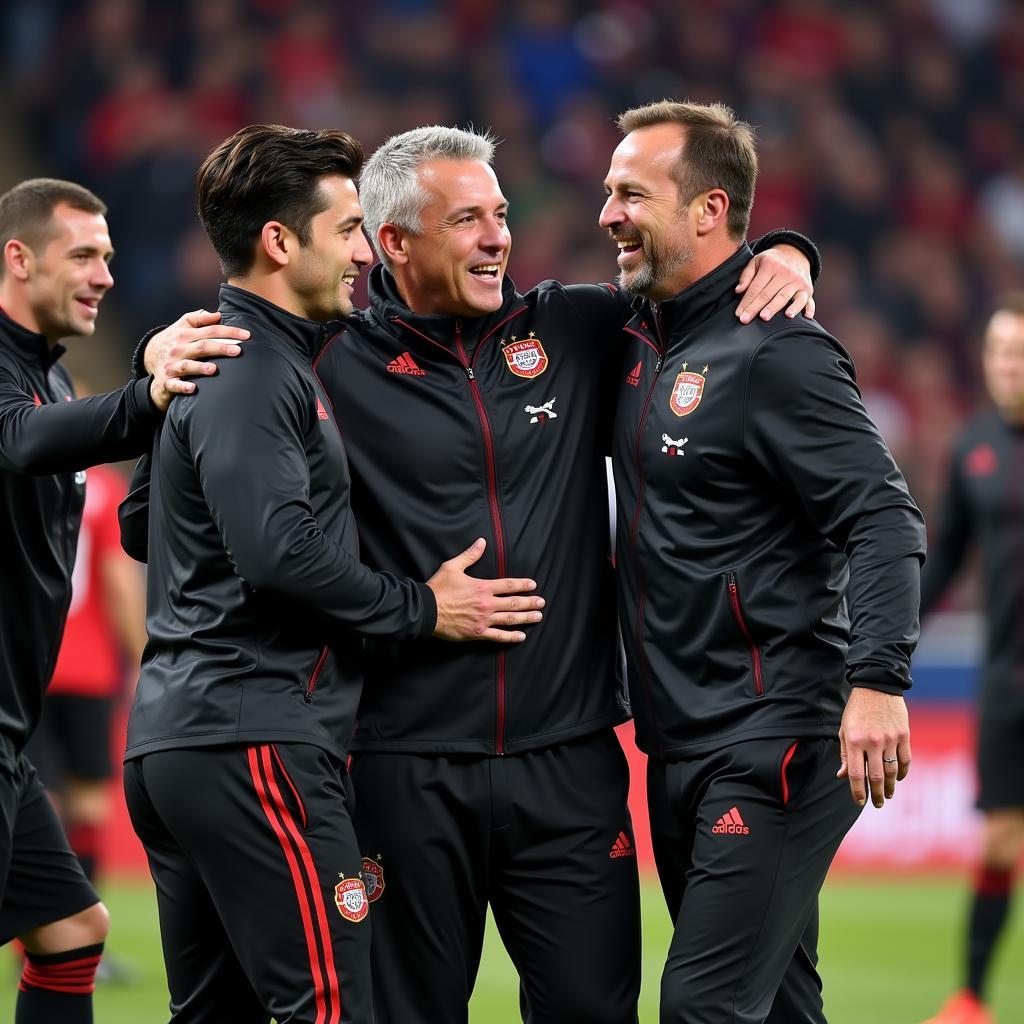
[248,745,341,1024]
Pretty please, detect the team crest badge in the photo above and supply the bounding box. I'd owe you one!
[502,333,548,378]
[361,857,385,903]
[334,877,368,922]
[669,366,706,417]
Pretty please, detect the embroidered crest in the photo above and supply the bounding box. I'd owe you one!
[669,366,706,417]
[361,857,385,903]
[524,397,557,424]
[661,434,687,457]
[334,877,369,922]
[503,333,548,378]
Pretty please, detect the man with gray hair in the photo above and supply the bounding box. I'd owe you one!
[312,123,817,1022]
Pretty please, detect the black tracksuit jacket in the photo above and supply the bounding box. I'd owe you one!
[121,286,435,762]
[612,245,926,759]
[0,308,160,771]
[317,267,630,755]
[920,410,1024,704]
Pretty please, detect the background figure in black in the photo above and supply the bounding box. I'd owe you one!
[919,294,1024,1024]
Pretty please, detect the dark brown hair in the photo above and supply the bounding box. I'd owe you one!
[617,100,758,240]
[196,124,365,278]
[0,178,107,277]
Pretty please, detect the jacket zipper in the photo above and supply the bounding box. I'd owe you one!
[391,311,527,754]
[454,321,509,754]
[626,322,664,750]
[726,572,765,697]
[304,644,329,703]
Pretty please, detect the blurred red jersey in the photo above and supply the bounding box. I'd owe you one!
[49,464,130,697]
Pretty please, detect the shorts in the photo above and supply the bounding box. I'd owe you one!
[0,754,101,944]
[24,693,115,785]
[976,696,1024,811]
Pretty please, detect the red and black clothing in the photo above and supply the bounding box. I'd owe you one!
[920,410,1024,810]
[0,306,157,942]
[122,285,435,1023]
[611,244,925,1022]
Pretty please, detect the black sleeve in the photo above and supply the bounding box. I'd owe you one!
[0,368,160,475]
[743,328,926,694]
[119,453,153,564]
[750,230,822,282]
[180,346,436,638]
[919,447,972,616]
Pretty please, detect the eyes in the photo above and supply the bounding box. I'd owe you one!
[456,210,509,226]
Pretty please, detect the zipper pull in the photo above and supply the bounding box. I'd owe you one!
[466,366,476,381]
[303,688,314,704]
[655,357,662,373]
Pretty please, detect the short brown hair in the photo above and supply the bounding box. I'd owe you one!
[616,100,757,240]
[0,178,106,277]
[992,291,1024,319]
[196,124,365,278]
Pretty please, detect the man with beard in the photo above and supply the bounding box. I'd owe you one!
[604,100,924,1024]
[132,122,814,1022]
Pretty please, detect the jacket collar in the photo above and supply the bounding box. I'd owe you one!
[366,265,524,351]
[218,284,338,362]
[656,242,752,337]
[0,306,66,370]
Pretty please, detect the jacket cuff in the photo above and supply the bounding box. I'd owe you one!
[132,325,171,380]
[415,581,438,637]
[131,376,163,420]
[751,230,821,282]
[846,672,911,695]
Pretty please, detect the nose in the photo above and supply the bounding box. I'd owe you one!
[480,215,509,253]
[93,258,114,290]
[599,194,624,230]
[354,229,374,268]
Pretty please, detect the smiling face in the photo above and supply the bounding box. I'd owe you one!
[22,202,114,341]
[599,123,697,302]
[983,309,1024,422]
[391,159,511,318]
[287,175,373,321]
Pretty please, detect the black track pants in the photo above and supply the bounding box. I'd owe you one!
[350,729,641,1024]
[125,744,371,1024]
[648,737,862,1024]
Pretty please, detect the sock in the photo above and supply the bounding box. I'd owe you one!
[66,823,100,883]
[966,865,1014,998]
[15,942,103,1024]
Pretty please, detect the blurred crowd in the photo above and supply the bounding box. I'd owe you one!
[4,0,1023,583]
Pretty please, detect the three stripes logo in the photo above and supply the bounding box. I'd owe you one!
[316,397,329,421]
[609,830,636,859]
[387,351,427,376]
[625,361,641,387]
[711,806,750,836]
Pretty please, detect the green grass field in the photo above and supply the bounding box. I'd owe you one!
[2,875,1021,1022]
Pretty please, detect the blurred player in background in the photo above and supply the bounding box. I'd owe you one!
[919,295,1024,1024]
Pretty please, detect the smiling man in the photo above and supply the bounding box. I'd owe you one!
[121,124,547,1024]
[0,177,248,1023]
[604,100,925,1024]
[299,125,819,1024]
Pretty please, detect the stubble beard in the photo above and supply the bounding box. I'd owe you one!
[618,238,692,299]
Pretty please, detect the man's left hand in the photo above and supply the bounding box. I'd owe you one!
[837,688,911,808]
[735,244,815,324]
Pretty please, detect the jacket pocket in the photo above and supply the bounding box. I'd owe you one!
[303,645,330,704]
[725,572,765,698]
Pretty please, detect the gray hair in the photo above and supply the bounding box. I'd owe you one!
[360,126,496,269]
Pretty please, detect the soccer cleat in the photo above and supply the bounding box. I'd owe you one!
[920,990,992,1024]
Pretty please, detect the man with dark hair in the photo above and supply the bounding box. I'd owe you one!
[918,295,1024,1024]
[121,124,544,1024]
[603,100,925,1023]
[0,176,245,1023]
[134,121,816,1022]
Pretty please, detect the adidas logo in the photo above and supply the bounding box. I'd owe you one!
[316,397,329,421]
[626,361,641,387]
[609,830,636,859]
[712,806,750,836]
[387,351,427,376]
